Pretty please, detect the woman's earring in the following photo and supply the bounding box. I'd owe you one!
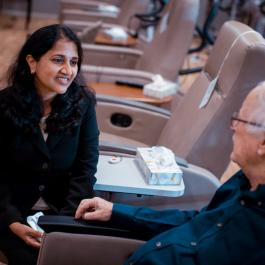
[31,70,35,75]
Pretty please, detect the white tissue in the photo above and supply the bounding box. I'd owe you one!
[150,146,175,168]
[143,75,178,99]
[103,27,128,40]
[27,211,45,233]
[98,5,119,13]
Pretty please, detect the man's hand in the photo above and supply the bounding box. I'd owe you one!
[75,197,113,221]
[9,222,43,248]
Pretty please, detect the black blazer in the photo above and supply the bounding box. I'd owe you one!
[0,90,99,230]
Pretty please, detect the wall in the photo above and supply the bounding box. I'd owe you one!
[2,0,60,18]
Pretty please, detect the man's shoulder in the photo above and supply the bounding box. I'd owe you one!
[219,170,246,190]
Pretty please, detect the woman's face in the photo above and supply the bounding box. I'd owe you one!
[26,38,79,101]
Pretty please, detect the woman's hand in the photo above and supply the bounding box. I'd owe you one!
[9,222,43,248]
[75,197,113,221]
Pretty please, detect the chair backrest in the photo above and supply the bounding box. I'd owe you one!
[78,21,103,43]
[37,232,144,265]
[136,0,199,82]
[115,0,150,26]
[157,20,265,178]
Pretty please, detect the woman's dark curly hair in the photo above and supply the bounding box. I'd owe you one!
[3,24,95,134]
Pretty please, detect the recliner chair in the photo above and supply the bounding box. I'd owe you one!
[94,20,265,179]
[64,0,167,46]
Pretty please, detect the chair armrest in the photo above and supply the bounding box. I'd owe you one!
[99,140,189,168]
[95,153,221,210]
[64,20,144,48]
[64,20,127,33]
[82,44,143,68]
[60,0,120,13]
[37,231,144,265]
[61,9,119,24]
[82,64,154,84]
[99,140,137,155]
[97,94,171,115]
[96,96,170,146]
[38,215,148,240]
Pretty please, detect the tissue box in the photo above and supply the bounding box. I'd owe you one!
[143,80,178,99]
[136,147,183,185]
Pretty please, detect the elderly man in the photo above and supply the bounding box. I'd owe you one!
[75,83,265,265]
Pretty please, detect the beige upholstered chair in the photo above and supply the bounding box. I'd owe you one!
[94,20,265,179]
[77,20,103,43]
[64,0,167,46]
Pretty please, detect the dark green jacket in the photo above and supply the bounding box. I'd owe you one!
[111,170,265,265]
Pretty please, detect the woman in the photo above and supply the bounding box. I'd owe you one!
[0,24,99,265]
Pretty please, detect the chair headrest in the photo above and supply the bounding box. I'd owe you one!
[205,21,264,96]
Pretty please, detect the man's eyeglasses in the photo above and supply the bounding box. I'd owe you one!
[230,112,265,129]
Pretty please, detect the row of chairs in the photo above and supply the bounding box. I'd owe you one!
[35,18,265,264]
[88,18,265,180]
[55,0,265,209]
[62,0,265,180]
[64,0,198,83]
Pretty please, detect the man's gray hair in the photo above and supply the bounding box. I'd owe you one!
[247,81,265,135]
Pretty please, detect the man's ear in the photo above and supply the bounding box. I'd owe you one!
[257,134,265,156]
[26,55,36,74]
